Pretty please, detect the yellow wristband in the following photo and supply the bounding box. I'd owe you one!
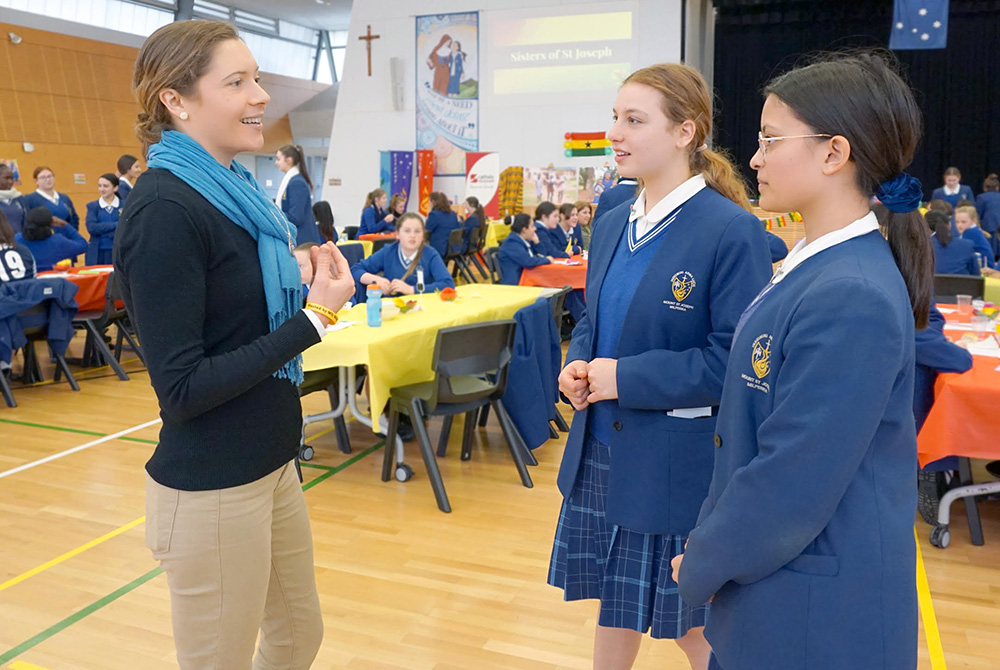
[305,302,338,325]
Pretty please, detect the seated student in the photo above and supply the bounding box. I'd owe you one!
[463,196,486,247]
[312,200,338,243]
[294,242,320,301]
[359,188,396,236]
[15,207,87,272]
[932,167,975,210]
[955,205,994,269]
[550,203,583,256]
[84,173,123,265]
[497,213,552,285]
[22,166,79,231]
[388,193,407,224]
[0,209,35,282]
[574,200,593,250]
[425,191,461,257]
[927,209,979,276]
[766,230,789,262]
[116,154,142,202]
[0,164,26,235]
[352,212,454,297]
[532,201,569,259]
[976,173,1000,260]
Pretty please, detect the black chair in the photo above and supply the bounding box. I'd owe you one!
[299,367,352,461]
[464,228,489,281]
[19,300,80,392]
[443,228,475,284]
[343,225,359,240]
[933,274,985,303]
[72,272,138,381]
[370,237,392,255]
[337,242,365,267]
[483,247,502,284]
[381,320,532,513]
[0,366,14,407]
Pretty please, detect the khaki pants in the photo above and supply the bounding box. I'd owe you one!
[146,461,324,670]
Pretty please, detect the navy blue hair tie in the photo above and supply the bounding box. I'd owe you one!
[876,172,923,214]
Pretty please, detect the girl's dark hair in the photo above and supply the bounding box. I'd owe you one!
[23,207,54,241]
[766,50,933,328]
[956,198,974,210]
[465,196,486,227]
[395,212,427,280]
[558,202,577,219]
[312,200,335,242]
[429,191,452,213]
[929,199,953,216]
[925,210,952,246]
[117,154,138,175]
[99,173,120,189]
[511,213,533,234]
[278,144,313,191]
[983,174,999,192]
[535,201,557,221]
[0,208,14,247]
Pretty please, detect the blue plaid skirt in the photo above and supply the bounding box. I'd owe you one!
[547,433,709,639]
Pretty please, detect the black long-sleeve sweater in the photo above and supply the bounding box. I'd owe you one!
[114,168,321,490]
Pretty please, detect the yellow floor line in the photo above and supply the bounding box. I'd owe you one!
[915,527,947,670]
[10,660,53,669]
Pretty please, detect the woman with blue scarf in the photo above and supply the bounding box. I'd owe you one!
[114,21,356,670]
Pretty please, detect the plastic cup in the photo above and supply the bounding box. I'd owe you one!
[957,294,973,319]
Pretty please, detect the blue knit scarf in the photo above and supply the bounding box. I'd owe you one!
[147,130,304,385]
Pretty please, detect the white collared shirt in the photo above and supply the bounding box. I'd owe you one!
[119,176,132,189]
[274,166,299,206]
[629,174,706,240]
[520,235,535,256]
[943,184,960,196]
[35,189,60,205]
[101,195,120,211]
[772,211,879,285]
[398,245,418,266]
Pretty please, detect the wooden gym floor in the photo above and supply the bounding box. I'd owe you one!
[0,334,998,669]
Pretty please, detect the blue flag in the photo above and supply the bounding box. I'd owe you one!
[890,0,948,50]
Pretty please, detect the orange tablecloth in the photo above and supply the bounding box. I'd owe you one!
[38,265,113,312]
[358,233,397,242]
[519,255,587,289]
[917,307,1000,466]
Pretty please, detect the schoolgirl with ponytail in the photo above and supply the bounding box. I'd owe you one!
[551,62,773,669]
[674,51,934,670]
[276,143,321,244]
[359,187,396,235]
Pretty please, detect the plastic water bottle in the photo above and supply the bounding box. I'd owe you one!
[975,252,985,271]
[416,268,425,294]
[366,287,382,327]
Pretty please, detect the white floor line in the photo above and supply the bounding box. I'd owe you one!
[0,418,162,480]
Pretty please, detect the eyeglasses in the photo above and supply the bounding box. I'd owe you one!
[757,131,833,155]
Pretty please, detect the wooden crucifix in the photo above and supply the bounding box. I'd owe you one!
[358,24,380,77]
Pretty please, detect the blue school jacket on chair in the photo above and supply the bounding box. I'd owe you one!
[496,234,550,285]
[23,191,80,231]
[679,228,918,670]
[931,235,979,275]
[281,174,322,246]
[349,242,454,298]
[85,199,122,265]
[359,204,395,236]
[931,184,974,210]
[557,188,772,535]
[960,224,994,268]
[502,297,562,449]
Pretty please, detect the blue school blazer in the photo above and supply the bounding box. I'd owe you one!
[497,234,550,285]
[359,204,394,236]
[532,222,569,259]
[84,200,122,265]
[931,235,979,275]
[679,231,918,670]
[558,188,772,535]
[960,225,994,268]
[931,185,974,210]
[593,179,639,229]
[975,190,1000,234]
[281,174,321,245]
[349,242,454,296]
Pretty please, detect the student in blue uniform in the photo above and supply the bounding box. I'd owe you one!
[0,164,27,235]
[312,200,338,243]
[928,209,978,275]
[275,144,322,245]
[497,213,553,285]
[84,173,123,265]
[16,206,87,272]
[976,174,1000,260]
[425,191,461,256]
[358,188,396,236]
[954,205,994,269]
[116,154,142,202]
[462,196,485,247]
[551,63,772,670]
[0,209,35,282]
[352,212,454,297]
[592,176,639,229]
[552,203,583,256]
[931,167,975,210]
[574,200,593,250]
[533,201,570,259]
[23,166,79,231]
[672,51,935,670]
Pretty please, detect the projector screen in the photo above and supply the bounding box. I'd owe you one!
[487,3,639,103]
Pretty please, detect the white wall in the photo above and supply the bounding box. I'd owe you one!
[323,0,683,225]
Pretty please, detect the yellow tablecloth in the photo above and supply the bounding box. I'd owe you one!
[484,222,511,248]
[337,239,373,258]
[985,276,1000,304]
[301,284,547,427]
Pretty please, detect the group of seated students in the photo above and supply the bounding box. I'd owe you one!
[927,168,1000,277]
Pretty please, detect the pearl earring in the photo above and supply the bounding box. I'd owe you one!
[179,112,189,121]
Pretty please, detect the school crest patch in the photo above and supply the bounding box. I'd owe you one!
[751,334,772,379]
[671,271,696,302]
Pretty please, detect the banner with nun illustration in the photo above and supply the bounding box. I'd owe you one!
[416,12,479,176]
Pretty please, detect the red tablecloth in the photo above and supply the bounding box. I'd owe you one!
[38,265,113,312]
[358,233,397,242]
[518,255,587,289]
[917,307,1000,466]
